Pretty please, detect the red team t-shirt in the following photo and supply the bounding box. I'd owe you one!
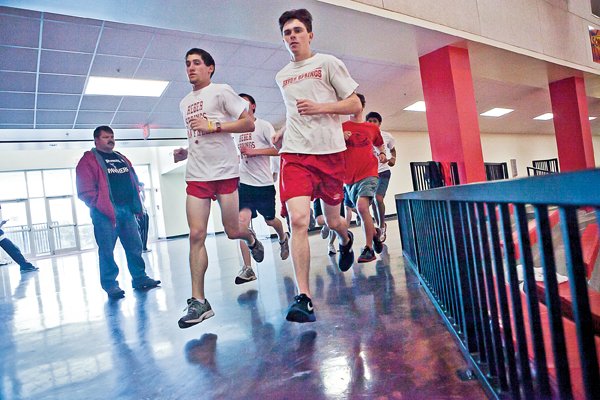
[342,120,383,185]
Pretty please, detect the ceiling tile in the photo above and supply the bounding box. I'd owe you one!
[112,111,150,125]
[36,110,76,125]
[42,20,100,52]
[0,71,36,92]
[37,94,80,110]
[38,74,86,94]
[153,97,182,112]
[43,12,103,26]
[144,33,203,61]
[229,46,277,68]
[0,92,35,109]
[215,66,257,86]
[162,82,192,99]
[97,27,153,57]
[197,39,240,65]
[0,109,33,124]
[79,96,122,111]
[40,50,93,75]
[135,59,185,81]
[148,112,184,126]
[119,97,159,112]
[34,124,74,129]
[0,14,39,47]
[261,49,290,71]
[0,124,33,129]
[76,111,114,125]
[0,46,38,72]
[90,55,140,78]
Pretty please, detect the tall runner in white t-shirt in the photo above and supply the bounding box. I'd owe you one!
[174,48,265,329]
[272,9,362,323]
[233,93,290,285]
[366,112,397,242]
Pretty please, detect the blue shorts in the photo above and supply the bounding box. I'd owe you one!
[344,176,378,209]
[376,170,391,197]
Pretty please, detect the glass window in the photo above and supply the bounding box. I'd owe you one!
[0,171,27,200]
[29,198,47,224]
[43,169,73,196]
[593,0,600,17]
[134,164,151,188]
[27,170,44,197]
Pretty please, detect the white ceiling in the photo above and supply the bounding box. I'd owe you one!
[0,1,599,148]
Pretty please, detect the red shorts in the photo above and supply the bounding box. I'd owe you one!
[186,177,239,200]
[279,152,345,208]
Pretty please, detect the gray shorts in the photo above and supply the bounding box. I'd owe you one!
[376,170,391,197]
[344,176,378,209]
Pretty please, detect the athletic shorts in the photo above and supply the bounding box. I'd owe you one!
[279,152,345,207]
[376,170,391,197]
[186,177,239,200]
[238,183,277,220]
[344,176,378,209]
[313,198,345,218]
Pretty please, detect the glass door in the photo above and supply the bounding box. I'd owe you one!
[46,196,79,254]
[0,199,33,257]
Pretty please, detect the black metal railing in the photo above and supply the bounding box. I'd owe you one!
[410,161,460,191]
[485,162,509,181]
[528,158,559,176]
[396,169,600,400]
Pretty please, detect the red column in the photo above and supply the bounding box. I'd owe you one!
[419,46,486,183]
[549,77,595,172]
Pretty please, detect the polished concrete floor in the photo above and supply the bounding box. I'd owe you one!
[0,219,485,400]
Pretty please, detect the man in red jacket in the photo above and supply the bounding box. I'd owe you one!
[76,126,160,299]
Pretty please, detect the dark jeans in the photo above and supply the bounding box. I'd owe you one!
[91,205,148,290]
[0,228,34,269]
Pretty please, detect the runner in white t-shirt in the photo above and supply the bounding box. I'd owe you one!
[366,111,397,242]
[232,93,290,285]
[174,48,265,329]
[272,9,361,323]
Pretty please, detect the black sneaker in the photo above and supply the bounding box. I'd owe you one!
[178,298,215,329]
[358,246,376,263]
[106,286,125,299]
[133,276,161,290]
[373,228,383,254]
[19,263,39,273]
[247,228,265,263]
[338,230,354,272]
[286,294,316,323]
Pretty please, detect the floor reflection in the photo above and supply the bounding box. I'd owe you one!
[0,219,485,399]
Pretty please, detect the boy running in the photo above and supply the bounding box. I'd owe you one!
[273,9,361,323]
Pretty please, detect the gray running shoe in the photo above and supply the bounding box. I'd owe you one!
[328,243,337,256]
[320,225,330,239]
[178,298,215,329]
[247,228,264,263]
[279,232,290,260]
[235,265,257,285]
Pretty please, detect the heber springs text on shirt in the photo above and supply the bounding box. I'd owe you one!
[281,68,322,88]
[185,101,208,138]
[237,132,256,150]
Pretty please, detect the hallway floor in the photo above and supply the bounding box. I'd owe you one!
[0,219,485,400]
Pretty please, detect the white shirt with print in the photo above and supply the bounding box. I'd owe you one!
[375,130,396,173]
[179,83,248,182]
[234,118,276,187]
[276,53,358,155]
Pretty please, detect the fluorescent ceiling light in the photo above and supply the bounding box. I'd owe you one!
[84,76,169,97]
[533,113,553,120]
[590,116,597,120]
[480,108,514,117]
[403,101,426,112]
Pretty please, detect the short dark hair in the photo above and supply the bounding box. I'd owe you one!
[365,112,382,124]
[185,48,216,78]
[93,125,113,139]
[239,93,256,111]
[279,9,313,33]
[356,93,366,108]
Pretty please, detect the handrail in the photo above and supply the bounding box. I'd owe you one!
[396,169,600,400]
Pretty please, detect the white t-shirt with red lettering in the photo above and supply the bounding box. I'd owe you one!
[276,53,358,155]
[179,83,248,182]
[233,118,276,187]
